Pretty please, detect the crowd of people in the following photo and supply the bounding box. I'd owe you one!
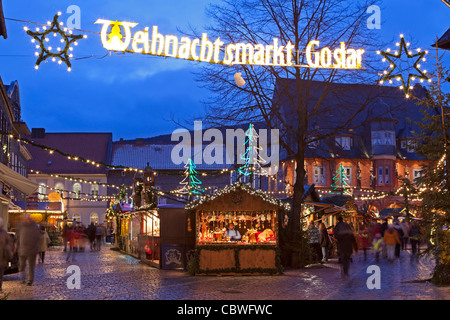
[307,216,423,277]
[0,215,113,290]
[62,221,110,262]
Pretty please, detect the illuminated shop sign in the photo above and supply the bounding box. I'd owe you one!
[95,19,364,69]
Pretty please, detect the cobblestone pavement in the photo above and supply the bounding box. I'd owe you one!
[1,245,449,300]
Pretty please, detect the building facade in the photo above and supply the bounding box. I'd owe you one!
[25,129,112,226]
[0,78,36,229]
[270,79,433,217]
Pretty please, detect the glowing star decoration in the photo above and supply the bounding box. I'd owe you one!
[25,12,85,70]
[377,35,431,98]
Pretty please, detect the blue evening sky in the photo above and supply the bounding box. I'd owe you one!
[0,0,449,140]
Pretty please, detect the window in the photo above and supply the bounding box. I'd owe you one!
[55,183,64,195]
[73,183,82,199]
[401,140,407,149]
[407,139,417,153]
[72,213,81,222]
[90,213,99,224]
[91,183,99,198]
[385,167,390,185]
[38,183,46,200]
[378,167,383,185]
[343,166,352,185]
[413,169,423,186]
[372,131,395,146]
[335,136,352,150]
[313,166,325,185]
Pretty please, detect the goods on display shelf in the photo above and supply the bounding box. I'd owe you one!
[197,210,277,245]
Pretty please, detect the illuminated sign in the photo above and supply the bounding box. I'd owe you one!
[95,19,364,69]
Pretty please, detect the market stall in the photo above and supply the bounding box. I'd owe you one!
[186,182,290,275]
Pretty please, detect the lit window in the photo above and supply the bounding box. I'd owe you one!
[38,183,46,200]
[55,183,64,195]
[91,183,99,198]
[73,183,82,199]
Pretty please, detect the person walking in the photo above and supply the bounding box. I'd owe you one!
[307,222,321,263]
[95,224,105,251]
[358,223,370,261]
[319,222,331,263]
[38,226,51,263]
[16,214,40,286]
[409,221,422,260]
[0,217,13,292]
[86,222,96,251]
[400,219,410,251]
[61,221,69,252]
[65,226,76,262]
[336,223,358,278]
[383,224,401,262]
[394,221,404,258]
[372,233,384,263]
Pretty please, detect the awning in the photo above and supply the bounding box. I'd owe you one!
[0,162,38,196]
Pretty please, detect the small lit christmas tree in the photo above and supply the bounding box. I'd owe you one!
[179,158,204,199]
[331,164,351,195]
[237,123,267,186]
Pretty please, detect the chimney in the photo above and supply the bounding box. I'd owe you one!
[31,128,45,138]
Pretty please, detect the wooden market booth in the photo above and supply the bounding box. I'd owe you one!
[186,182,290,275]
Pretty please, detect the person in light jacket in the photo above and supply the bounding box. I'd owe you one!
[16,214,40,286]
[38,226,51,263]
[383,224,401,262]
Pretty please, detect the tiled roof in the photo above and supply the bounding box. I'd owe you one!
[111,143,232,170]
[27,132,112,174]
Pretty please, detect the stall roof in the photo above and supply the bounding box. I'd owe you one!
[185,181,291,211]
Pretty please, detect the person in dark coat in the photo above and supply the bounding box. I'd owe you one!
[16,214,40,286]
[336,223,358,277]
[86,222,96,251]
[0,217,13,292]
[319,222,331,262]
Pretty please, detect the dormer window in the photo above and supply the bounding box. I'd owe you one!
[335,136,352,150]
[372,130,395,146]
[407,139,417,153]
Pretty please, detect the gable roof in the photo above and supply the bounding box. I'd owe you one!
[27,131,112,175]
